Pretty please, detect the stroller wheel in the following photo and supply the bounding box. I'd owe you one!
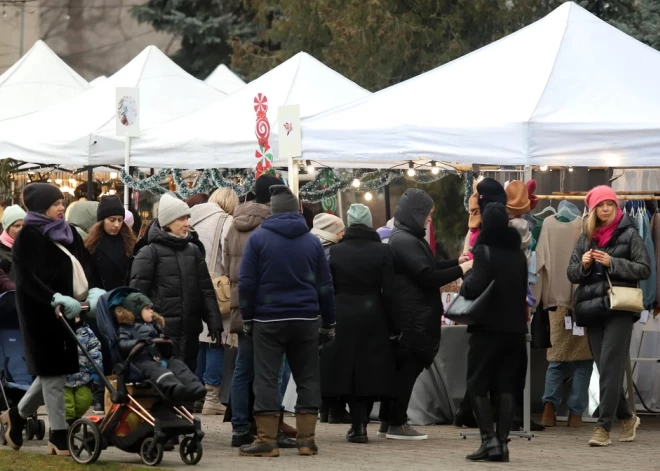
[36,419,46,440]
[25,418,35,440]
[140,437,164,467]
[179,436,203,465]
[68,418,102,465]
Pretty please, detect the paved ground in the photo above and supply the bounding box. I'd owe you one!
[16,413,660,470]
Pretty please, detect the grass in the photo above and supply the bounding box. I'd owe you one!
[0,449,174,471]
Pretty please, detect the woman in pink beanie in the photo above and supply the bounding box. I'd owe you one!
[567,185,650,447]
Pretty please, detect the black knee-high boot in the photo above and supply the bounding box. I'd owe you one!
[466,395,503,462]
[346,400,368,444]
[495,393,514,462]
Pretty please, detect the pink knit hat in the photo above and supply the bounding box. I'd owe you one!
[585,186,618,211]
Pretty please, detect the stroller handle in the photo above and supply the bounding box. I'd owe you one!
[54,302,90,318]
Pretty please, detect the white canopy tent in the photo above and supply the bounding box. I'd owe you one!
[204,64,246,94]
[0,46,226,166]
[0,40,89,122]
[302,1,660,169]
[129,52,371,168]
[90,76,107,86]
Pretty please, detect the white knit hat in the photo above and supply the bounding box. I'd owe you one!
[157,193,191,228]
[311,213,345,244]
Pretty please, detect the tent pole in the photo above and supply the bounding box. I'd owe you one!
[87,167,93,200]
[124,136,131,208]
[288,156,299,196]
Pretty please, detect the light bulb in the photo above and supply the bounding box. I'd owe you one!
[407,168,416,177]
[568,167,574,172]
[431,167,440,175]
[69,178,77,186]
[307,164,315,173]
[539,165,548,172]
[110,171,118,179]
[364,192,373,201]
[352,178,360,188]
[55,179,62,185]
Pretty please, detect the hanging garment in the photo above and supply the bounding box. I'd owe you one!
[633,210,656,310]
[651,213,660,308]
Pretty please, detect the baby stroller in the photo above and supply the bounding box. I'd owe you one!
[58,287,204,466]
[0,291,46,442]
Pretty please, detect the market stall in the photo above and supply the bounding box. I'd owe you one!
[204,64,246,94]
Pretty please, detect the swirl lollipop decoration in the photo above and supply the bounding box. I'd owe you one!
[254,93,274,178]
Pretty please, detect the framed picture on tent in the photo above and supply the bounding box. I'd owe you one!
[116,87,140,137]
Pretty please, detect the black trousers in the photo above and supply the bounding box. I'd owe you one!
[253,320,320,415]
[379,354,424,426]
[135,358,206,403]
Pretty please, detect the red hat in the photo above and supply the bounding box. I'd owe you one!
[526,180,538,210]
[585,185,619,211]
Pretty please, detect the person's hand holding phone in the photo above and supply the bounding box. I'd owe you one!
[592,250,611,268]
[582,250,594,270]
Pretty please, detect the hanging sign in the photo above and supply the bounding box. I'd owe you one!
[278,104,301,159]
[116,87,140,137]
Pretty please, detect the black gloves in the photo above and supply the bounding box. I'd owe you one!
[319,323,336,346]
[243,320,253,337]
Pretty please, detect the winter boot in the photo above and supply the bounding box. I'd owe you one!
[319,401,329,423]
[0,407,26,450]
[541,402,557,427]
[92,382,104,414]
[567,413,583,428]
[202,385,226,415]
[328,404,351,424]
[47,429,70,456]
[279,411,298,438]
[454,393,478,428]
[466,395,503,462]
[495,393,514,462]
[239,414,280,457]
[347,401,368,443]
[296,413,319,456]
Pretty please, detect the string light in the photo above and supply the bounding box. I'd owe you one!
[539,166,548,172]
[407,162,416,177]
[568,167,574,172]
[352,178,360,188]
[110,171,118,179]
[431,161,440,175]
[364,192,373,201]
[305,160,315,174]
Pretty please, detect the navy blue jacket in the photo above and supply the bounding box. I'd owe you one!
[238,212,336,326]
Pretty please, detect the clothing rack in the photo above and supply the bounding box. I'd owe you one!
[536,195,660,201]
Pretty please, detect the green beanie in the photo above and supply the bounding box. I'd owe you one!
[123,293,153,319]
[347,204,373,227]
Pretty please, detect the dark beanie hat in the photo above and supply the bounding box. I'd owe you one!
[476,178,507,215]
[270,185,300,214]
[22,183,64,213]
[97,195,125,222]
[123,292,153,319]
[482,202,509,230]
[255,175,284,204]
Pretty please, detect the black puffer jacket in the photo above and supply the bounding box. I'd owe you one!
[567,214,651,327]
[116,311,164,361]
[129,221,222,368]
[388,189,464,368]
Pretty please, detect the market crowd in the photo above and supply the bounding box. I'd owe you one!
[0,173,647,462]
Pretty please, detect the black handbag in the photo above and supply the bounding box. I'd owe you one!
[444,247,494,326]
[530,306,552,349]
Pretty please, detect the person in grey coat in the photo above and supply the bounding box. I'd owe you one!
[567,186,650,447]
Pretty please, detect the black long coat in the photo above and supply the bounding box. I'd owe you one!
[129,220,222,369]
[93,233,130,291]
[321,225,395,398]
[13,225,99,376]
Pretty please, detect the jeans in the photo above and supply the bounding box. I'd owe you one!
[542,360,594,415]
[278,357,291,408]
[231,334,254,435]
[195,342,225,387]
[18,376,67,431]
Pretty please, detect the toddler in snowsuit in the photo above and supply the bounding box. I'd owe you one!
[115,293,206,403]
[65,318,103,425]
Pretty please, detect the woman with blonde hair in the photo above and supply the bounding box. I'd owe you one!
[190,187,239,415]
[568,186,650,447]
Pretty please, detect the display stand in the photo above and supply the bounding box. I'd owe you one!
[460,332,534,441]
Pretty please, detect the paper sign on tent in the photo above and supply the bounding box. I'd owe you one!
[278,105,301,159]
[116,87,140,137]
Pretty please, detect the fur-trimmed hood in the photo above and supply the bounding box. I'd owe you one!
[474,226,522,251]
[114,305,165,330]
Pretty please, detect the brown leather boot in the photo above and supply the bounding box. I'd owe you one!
[279,411,297,438]
[239,414,280,457]
[541,402,556,427]
[567,413,583,427]
[296,413,319,456]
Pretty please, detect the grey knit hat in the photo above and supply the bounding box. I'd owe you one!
[311,213,345,244]
[347,204,373,227]
[270,185,299,214]
[157,193,191,228]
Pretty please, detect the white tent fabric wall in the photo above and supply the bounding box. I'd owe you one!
[302,2,660,169]
[90,76,108,86]
[0,40,89,122]
[0,46,226,166]
[204,64,246,94]
[129,52,370,169]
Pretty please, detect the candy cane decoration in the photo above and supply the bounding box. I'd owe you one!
[254,93,274,178]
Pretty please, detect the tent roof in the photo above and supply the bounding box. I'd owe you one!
[204,64,246,94]
[302,1,660,168]
[0,46,226,166]
[130,52,371,168]
[0,40,89,121]
[90,76,107,86]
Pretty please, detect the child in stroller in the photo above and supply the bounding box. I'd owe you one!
[60,287,205,467]
[64,317,103,426]
[115,293,205,404]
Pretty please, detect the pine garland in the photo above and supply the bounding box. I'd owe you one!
[120,168,169,195]
[463,171,475,212]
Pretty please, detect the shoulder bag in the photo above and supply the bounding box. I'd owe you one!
[208,214,231,318]
[53,242,89,302]
[606,270,644,313]
[444,246,495,326]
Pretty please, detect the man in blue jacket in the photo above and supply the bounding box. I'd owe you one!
[238,185,336,458]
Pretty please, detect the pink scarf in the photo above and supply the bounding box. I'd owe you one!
[466,228,480,260]
[592,208,623,248]
[0,231,14,249]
